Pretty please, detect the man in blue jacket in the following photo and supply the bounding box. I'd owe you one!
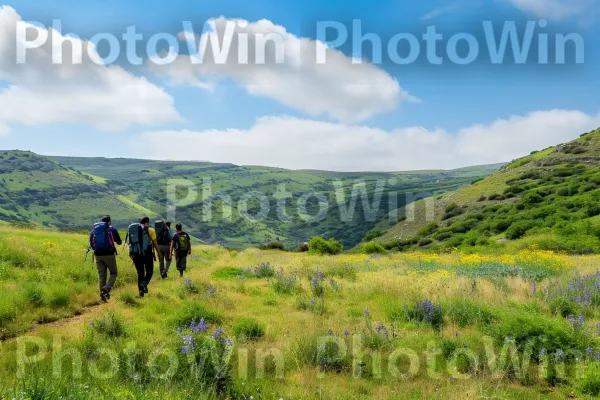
[89,215,122,302]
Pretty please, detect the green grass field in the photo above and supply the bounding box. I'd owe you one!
[2,226,600,399]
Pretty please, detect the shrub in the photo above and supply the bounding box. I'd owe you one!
[308,237,343,255]
[506,221,535,240]
[488,193,504,201]
[443,203,464,220]
[419,223,439,237]
[260,241,285,251]
[477,195,487,202]
[418,238,433,247]
[296,243,309,252]
[233,317,265,340]
[484,311,587,363]
[360,242,386,254]
[363,230,385,242]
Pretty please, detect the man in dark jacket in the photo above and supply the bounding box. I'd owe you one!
[170,223,192,277]
[89,215,122,302]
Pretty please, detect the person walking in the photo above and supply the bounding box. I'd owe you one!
[129,216,160,297]
[170,223,192,278]
[157,221,174,279]
[89,215,122,302]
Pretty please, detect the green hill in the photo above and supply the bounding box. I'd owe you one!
[0,151,502,248]
[375,128,600,254]
[0,151,158,230]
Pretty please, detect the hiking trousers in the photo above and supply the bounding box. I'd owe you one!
[95,254,118,292]
[158,245,172,275]
[175,252,188,272]
[133,254,154,286]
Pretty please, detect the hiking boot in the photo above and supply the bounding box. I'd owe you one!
[179,270,184,277]
[100,287,109,303]
[143,283,149,294]
[138,284,145,298]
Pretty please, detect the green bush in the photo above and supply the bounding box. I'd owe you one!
[418,223,439,237]
[360,242,386,254]
[363,230,385,242]
[260,241,285,251]
[308,237,343,255]
[233,317,265,340]
[418,238,433,247]
[506,221,535,240]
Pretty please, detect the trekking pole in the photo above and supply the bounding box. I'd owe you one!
[122,233,129,252]
[83,247,91,269]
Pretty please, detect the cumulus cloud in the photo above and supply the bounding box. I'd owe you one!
[508,0,598,21]
[149,17,414,123]
[0,6,180,133]
[138,110,600,171]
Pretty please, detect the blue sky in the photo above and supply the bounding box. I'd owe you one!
[0,0,599,170]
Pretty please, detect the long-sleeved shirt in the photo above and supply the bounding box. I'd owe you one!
[89,226,122,256]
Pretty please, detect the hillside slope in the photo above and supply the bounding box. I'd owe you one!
[375,128,600,253]
[50,156,502,248]
[0,151,157,229]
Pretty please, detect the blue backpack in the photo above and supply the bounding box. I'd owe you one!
[91,222,115,253]
[128,223,150,256]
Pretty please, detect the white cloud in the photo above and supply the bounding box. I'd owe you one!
[149,17,414,123]
[138,110,600,171]
[0,6,180,133]
[508,0,598,21]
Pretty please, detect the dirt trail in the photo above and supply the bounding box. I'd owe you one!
[30,304,105,334]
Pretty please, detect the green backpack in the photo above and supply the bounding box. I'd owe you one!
[176,232,190,252]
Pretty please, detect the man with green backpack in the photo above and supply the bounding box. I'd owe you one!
[170,223,192,277]
[155,221,174,279]
[127,216,161,297]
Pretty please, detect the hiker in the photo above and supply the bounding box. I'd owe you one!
[170,223,192,277]
[89,215,122,302]
[156,221,174,279]
[128,216,160,297]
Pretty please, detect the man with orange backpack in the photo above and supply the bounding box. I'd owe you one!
[89,215,122,302]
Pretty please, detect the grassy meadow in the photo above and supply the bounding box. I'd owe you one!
[2,227,600,398]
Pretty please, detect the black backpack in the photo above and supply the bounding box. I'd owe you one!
[155,221,170,246]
